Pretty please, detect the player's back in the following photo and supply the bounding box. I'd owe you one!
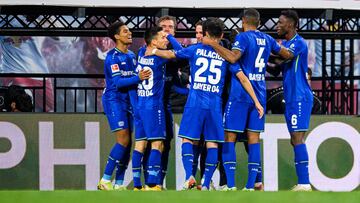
[179,43,228,110]
[136,47,168,109]
[230,30,280,104]
[281,34,313,103]
[103,48,136,104]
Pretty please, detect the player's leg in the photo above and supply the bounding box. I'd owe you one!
[178,107,203,189]
[114,112,133,190]
[99,128,130,190]
[222,131,237,190]
[244,131,261,191]
[132,140,147,190]
[181,138,197,189]
[143,107,166,190]
[242,135,263,190]
[244,104,265,191]
[202,141,219,190]
[99,100,130,190]
[221,101,248,190]
[132,114,147,190]
[285,101,312,191]
[146,140,163,190]
[114,142,131,190]
[201,109,224,190]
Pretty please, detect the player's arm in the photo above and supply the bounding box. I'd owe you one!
[113,68,151,88]
[172,84,189,95]
[235,70,264,118]
[167,34,183,51]
[277,46,294,60]
[202,36,241,64]
[153,49,176,59]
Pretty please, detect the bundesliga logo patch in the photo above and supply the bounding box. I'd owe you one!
[111,64,120,73]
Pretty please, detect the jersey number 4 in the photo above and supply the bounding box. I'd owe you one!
[194,57,222,85]
[255,47,266,73]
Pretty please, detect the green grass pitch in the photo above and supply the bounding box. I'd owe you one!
[1,191,360,203]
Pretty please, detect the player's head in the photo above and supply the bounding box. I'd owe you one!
[242,8,260,28]
[195,21,203,43]
[229,27,243,43]
[107,21,132,45]
[277,10,299,37]
[202,18,224,39]
[158,15,177,36]
[144,26,168,49]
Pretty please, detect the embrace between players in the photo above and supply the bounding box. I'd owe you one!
[98,8,314,192]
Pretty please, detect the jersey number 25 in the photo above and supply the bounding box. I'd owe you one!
[194,57,222,85]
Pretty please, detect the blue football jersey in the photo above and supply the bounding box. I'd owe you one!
[103,48,137,108]
[136,47,168,109]
[281,34,313,103]
[230,30,281,104]
[175,43,231,110]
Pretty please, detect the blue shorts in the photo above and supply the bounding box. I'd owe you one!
[285,101,312,132]
[223,101,265,133]
[179,107,224,142]
[102,99,130,132]
[133,110,146,141]
[138,107,166,141]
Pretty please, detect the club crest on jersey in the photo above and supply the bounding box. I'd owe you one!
[111,64,120,73]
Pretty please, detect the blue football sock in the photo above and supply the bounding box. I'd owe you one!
[294,144,310,184]
[132,150,143,187]
[182,142,194,180]
[222,142,236,188]
[103,143,126,180]
[192,144,200,177]
[202,147,218,188]
[246,143,260,189]
[147,149,162,185]
[115,144,131,185]
[255,165,263,183]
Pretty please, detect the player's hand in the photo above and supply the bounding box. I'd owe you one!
[202,36,216,46]
[255,102,264,119]
[138,69,152,80]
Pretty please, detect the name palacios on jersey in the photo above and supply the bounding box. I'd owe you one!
[192,48,224,93]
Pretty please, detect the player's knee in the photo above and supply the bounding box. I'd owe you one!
[247,132,260,144]
[115,129,130,146]
[182,138,193,144]
[290,132,305,146]
[151,140,164,151]
[134,140,147,153]
[225,132,237,142]
[206,142,218,149]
